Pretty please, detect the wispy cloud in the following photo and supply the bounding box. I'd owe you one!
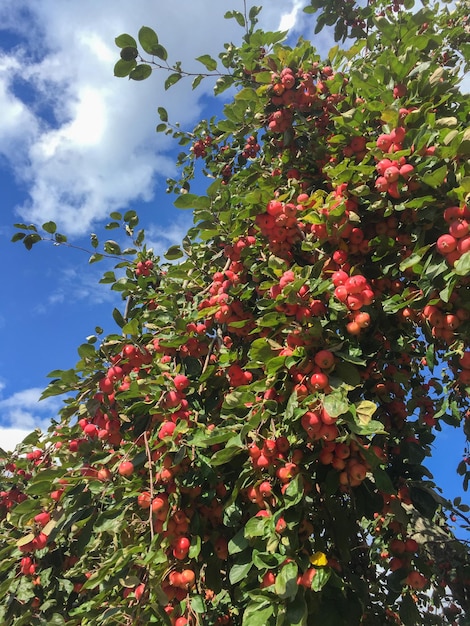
[146,214,194,260]
[34,265,121,314]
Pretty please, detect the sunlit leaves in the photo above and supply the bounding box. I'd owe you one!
[173,193,210,209]
[224,10,246,28]
[196,54,218,71]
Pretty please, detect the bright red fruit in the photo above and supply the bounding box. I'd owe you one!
[118,461,134,477]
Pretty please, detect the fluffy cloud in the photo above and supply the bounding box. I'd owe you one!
[0,0,306,235]
[0,385,61,450]
[0,428,36,453]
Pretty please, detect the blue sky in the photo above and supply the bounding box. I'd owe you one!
[0,0,468,532]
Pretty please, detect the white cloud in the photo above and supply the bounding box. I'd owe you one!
[35,265,121,313]
[278,0,306,31]
[0,386,61,449]
[146,214,194,260]
[0,54,39,166]
[0,385,62,432]
[0,428,35,452]
[0,0,302,236]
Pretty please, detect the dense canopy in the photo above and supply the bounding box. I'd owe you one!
[2,1,470,624]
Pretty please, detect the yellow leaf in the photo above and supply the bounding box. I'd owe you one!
[17,533,35,548]
[310,551,328,567]
[356,400,377,425]
[42,519,57,536]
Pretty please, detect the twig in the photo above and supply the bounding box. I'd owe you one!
[143,431,155,540]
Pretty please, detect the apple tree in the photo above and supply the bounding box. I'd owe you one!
[1,0,470,624]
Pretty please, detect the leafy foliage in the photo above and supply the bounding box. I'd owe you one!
[3,1,470,624]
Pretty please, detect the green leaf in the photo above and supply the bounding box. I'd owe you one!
[190,595,206,614]
[138,26,160,55]
[410,485,438,519]
[192,75,204,89]
[164,245,184,260]
[78,343,96,359]
[42,221,57,234]
[228,529,249,555]
[23,233,42,250]
[275,561,299,599]
[130,64,152,81]
[174,193,210,209]
[89,253,104,264]
[114,59,137,77]
[211,445,244,466]
[122,318,140,336]
[224,10,246,27]
[105,221,120,230]
[380,107,399,127]
[15,576,35,603]
[124,209,138,223]
[223,391,254,409]
[249,5,262,19]
[284,474,304,508]
[333,361,361,388]
[229,559,252,585]
[10,497,40,523]
[165,73,182,90]
[16,532,36,548]
[421,165,447,188]
[373,468,395,494]
[286,595,308,626]
[115,34,137,48]
[252,551,284,569]
[248,337,279,365]
[400,592,422,626]
[284,390,298,421]
[244,516,269,539]
[104,240,121,255]
[148,43,168,60]
[454,251,470,276]
[323,391,349,418]
[311,567,331,591]
[242,602,274,626]
[254,71,273,84]
[399,246,430,271]
[157,107,168,122]
[214,75,234,95]
[196,54,218,71]
[112,307,126,328]
[349,419,387,436]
